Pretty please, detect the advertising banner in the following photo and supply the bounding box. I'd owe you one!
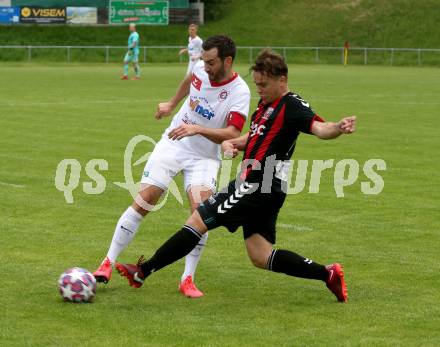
[67,7,97,24]
[20,6,66,24]
[0,6,19,23]
[109,1,169,25]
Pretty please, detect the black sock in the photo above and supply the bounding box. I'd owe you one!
[267,249,328,281]
[140,225,202,278]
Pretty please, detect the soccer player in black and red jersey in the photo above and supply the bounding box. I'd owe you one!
[116,49,356,302]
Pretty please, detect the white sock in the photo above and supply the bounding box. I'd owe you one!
[106,206,143,264]
[181,232,208,282]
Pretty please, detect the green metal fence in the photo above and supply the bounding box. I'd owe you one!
[0,45,439,66]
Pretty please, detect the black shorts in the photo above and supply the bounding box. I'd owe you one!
[197,180,286,244]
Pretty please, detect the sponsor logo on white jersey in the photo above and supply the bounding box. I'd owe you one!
[218,89,229,102]
[189,97,215,120]
[191,73,202,90]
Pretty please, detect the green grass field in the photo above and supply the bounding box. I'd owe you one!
[1,62,439,346]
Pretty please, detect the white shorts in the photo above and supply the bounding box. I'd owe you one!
[141,138,220,192]
[186,59,200,75]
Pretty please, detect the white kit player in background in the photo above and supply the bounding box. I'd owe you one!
[179,23,203,75]
[94,35,251,298]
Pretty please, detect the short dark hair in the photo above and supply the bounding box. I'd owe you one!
[202,35,236,61]
[251,49,288,78]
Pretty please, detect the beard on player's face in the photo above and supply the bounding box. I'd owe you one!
[208,62,226,82]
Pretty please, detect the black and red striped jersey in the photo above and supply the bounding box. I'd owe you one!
[241,92,324,183]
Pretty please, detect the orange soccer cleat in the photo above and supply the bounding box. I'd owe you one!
[325,263,348,303]
[179,275,204,298]
[93,257,113,284]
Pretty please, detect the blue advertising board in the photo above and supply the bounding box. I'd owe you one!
[0,6,19,23]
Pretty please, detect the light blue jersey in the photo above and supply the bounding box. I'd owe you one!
[128,31,140,54]
[123,30,141,77]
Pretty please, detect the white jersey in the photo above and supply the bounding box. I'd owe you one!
[163,60,251,161]
[188,35,203,61]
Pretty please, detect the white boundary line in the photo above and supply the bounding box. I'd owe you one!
[0,181,25,188]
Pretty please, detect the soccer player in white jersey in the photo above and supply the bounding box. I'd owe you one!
[179,23,203,75]
[94,35,251,298]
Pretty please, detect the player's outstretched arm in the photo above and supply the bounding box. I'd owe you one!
[311,116,356,139]
[155,74,192,119]
[168,124,241,144]
[197,124,241,144]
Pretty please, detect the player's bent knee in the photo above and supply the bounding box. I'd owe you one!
[132,187,163,215]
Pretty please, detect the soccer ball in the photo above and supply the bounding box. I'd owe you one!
[58,267,97,303]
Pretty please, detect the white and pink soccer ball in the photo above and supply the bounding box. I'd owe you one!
[58,267,96,303]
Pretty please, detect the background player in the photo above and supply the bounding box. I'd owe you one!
[94,35,251,298]
[179,23,203,75]
[122,23,140,80]
[115,49,356,303]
